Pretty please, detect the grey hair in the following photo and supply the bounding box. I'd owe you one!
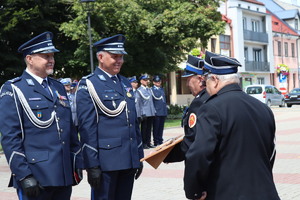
[96,51,105,57]
[208,73,240,84]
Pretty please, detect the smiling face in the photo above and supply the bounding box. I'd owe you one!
[98,51,124,75]
[26,53,55,78]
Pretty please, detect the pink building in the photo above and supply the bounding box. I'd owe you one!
[270,11,299,94]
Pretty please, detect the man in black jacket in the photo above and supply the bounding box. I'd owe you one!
[184,51,280,200]
[164,55,209,163]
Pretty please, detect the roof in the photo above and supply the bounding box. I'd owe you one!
[267,10,299,36]
[257,0,284,12]
[274,9,299,19]
[242,0,265,6]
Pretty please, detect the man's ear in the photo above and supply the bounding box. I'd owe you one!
[26,55,33,65]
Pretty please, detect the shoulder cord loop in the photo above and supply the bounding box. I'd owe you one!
[137,88,151,100]
[150,89,163,100]
[11,84,55,129]
[86,79,127,118]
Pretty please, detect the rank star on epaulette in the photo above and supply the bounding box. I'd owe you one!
[26,79,35,86]
[188,113,197,128]
[98,75,106,81]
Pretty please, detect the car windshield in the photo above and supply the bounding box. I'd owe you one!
[290,88,300,94]
[246,87,262,94]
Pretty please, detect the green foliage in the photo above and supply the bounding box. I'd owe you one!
[61,0,225,76]
[0,0,225,84]
[167,104,186,119]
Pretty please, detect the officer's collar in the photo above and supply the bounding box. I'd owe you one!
[25,69,47,85]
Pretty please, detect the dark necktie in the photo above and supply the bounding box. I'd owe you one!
[111,76,119,83]
[42,79,51,96]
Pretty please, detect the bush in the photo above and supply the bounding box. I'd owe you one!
[167,104,186,119]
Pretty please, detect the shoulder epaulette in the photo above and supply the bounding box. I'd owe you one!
[82,73,94,79]
[8,77,22,83]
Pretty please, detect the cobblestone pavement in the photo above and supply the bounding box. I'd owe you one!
[0,106,299,200]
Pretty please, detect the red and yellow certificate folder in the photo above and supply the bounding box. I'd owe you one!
[140,134,184,169]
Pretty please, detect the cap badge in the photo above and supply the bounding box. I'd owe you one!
[46,33,51,40]
[188,113,197,128]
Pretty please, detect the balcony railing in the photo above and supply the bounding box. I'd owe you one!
[244,30,268,43]
[245,61,270,72]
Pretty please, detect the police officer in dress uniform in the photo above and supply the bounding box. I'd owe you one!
[184,51,280,200]
[0,31,83,200]
[76,34,144,200]
[128,76,138,98]
[60,78,78,128]
[164,55,209,163]
[151,75,167,146]
[135,74,156,149]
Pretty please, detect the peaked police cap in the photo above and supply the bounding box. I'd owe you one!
[203,51,241,75]
[93,34,127,54]
[18,31,59,57]
[182,55,204,77]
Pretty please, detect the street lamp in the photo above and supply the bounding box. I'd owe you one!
[80,0,95,73]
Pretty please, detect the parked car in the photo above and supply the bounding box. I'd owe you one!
[244,84,285,107]
[284,88,300,107]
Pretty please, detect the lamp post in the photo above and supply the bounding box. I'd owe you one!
[80,0,95,73]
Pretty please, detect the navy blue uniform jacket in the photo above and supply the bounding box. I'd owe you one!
[164,89,209,163]
[151,86,167,117]
[0,71,83,188]
[76,68,144,171]
[184,84,280,200]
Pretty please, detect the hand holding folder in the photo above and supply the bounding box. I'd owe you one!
[140,134,184,169]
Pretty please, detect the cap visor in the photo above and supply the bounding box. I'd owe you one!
[39,48,60,53]
[107,50,127,55]
[181,71,195,78]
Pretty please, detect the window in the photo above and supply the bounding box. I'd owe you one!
[295,19,299,30]
[243,17,247,30]
[257,78,265,84]
[291,43,295,57]
[244,47,248,61]
[220,35,230,50]
[284,42,288,57]
[253,49,261,61]
[278,41,282,56]
[252,20,260,32]
[211,38,216,53]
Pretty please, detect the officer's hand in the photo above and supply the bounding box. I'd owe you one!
[86,167,101,188]
[135,162,143,180]
[73,168,83,185]
[20,175,41,197]
[76,168,83,180]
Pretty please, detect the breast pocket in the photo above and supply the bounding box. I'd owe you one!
[26,151,49,164]
[28,100,49,119]
[101,92,121,109]
[28,101,48,110]
[99,138,122,150]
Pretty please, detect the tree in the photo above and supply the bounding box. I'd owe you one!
[61,0,225,77]
[0,0,225,84]
[0,0,78,84]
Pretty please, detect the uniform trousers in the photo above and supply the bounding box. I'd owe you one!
[17,186,72,200]
[153,116,166,145]
[91,169,136,200]
[141,116,154,146]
